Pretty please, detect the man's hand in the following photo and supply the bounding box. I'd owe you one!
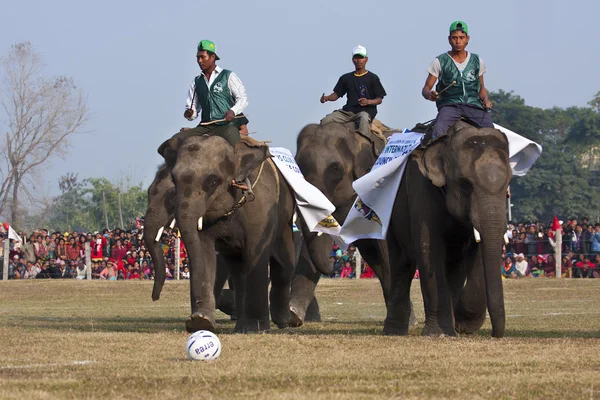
[225,110,235,122]
[427,91,439,102]
[320,94,328,103]
[481,99,493,109]
[184,109,194,119]
[358,98,371,106]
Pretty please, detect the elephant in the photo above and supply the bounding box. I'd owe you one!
[160,134,296,333]
[289,121,401,327]
[144,164,236,317]
[384,121,512,338]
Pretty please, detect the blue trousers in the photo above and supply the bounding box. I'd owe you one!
[433,104,494,138]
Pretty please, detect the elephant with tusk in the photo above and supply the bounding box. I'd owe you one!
[384,121,512,338]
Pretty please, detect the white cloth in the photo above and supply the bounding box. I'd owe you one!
[336,124,542,243]
[185,65,248,120]
[269,147,340,236]
[428,52,486,78]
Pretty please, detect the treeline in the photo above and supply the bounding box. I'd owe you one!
[490,90,600,223]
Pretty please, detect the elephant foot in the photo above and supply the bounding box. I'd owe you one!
[235,318,271,333]
[289,307,304,328]
[217,289,236,316]
[271,312,291,329]
[304,297,321,322]
[186,313,216,333]
[382,318,409,336]
[422,323,456,337]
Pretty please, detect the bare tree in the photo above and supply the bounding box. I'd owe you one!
[0,42,89,226]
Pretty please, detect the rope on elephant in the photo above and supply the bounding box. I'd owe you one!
[224,161,266,217]
[199,115,249,126]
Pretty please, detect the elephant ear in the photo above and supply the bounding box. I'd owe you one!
[233,137,271,183]
[157,136,184,168]
[414,137,447,187]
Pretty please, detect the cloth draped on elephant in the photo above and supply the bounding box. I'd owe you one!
[315,124,542,245]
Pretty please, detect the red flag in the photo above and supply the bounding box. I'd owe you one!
[549,216,561,240]
[2,222,22,242]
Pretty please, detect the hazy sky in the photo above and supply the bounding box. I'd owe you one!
[1,0,598,194]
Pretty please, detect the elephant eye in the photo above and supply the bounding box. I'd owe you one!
[203,174,222,193]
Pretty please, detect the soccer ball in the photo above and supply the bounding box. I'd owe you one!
[186,330,221,361]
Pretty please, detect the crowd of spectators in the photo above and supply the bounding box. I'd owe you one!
[2,215,599,281]
[0,223,189,281]
[502,217,600,278]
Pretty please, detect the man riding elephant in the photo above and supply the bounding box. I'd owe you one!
[320,45,387,143]
[158,39,249,162]
[421,21,494,138]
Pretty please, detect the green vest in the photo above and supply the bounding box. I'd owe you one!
[194,69,234,124]
[435,53,482,109]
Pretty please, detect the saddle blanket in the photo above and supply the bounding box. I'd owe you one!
[324,123,543,245]
[269,147,340,235]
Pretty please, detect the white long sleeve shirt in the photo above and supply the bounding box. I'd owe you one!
[185,65,248,121]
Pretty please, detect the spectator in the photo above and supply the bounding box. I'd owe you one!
[573,255,595,278]
[111,239,127,262]
[91,233,106,262]
[591,224,600,256]
[544,255,557,277]
[23,235,36,263]
[340,261,354,278]
[56,238,67,259]
[502,256,517,278]
[182,266,190,279]
[529,256,544,278]
[525,225,537,256]
[514,253,529,277]
[100,261,117,280]
[360,264,375,279]
[66,237,80,261]
[33,235,48,261]
[76,262,87,280]
[36,263,51,279]
[561,256,573,278]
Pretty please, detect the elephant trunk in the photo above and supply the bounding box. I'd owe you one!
[144,215,169,301]
[473,198,507,338]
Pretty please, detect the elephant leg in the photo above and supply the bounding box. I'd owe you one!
[355,239,391,303]
[269,227,295,329]
[383,227,415,336]
[356,238,418,327]
[289,243,321,327]
[185,236,217,333]
[414,224,456,337]
[235,252,271,333]
[214,255,235,316]
[454,245,487,334]
[304,297,322,322]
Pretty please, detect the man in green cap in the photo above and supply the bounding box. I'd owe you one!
[422,21,494,138]
[320,44,387,139]
[158,40,248,157]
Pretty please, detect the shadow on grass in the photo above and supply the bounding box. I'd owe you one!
[9,316,600,338]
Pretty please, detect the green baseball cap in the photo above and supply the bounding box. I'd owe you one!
[449,20,469,35]
[197,40,220,60]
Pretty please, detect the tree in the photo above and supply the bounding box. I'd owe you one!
[0,42,90,227]
[490,90,600,222]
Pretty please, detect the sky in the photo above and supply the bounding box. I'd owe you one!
[1,0,599,195]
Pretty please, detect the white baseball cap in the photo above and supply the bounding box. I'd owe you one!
[352,45,367,57]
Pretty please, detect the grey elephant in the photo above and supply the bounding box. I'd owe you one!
[384,121,511,338]
[159,134,296,333]
[143,164,235,316]
[289,122,396,326]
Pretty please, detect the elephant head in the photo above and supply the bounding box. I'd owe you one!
[165,135,271,234]
[413,120,512,337]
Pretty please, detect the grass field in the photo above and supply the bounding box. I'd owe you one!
[1,278,599,399]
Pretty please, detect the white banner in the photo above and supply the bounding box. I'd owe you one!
[338,131,423,243]
[269,147,341,236]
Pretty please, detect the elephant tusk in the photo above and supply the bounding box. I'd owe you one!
[317,232,323,237]
[169,218,176,229]
[198,217,203,231]
[504,233,509,245]
[154,226,164,242]
[292,212,297,224]
[473,228,481,243]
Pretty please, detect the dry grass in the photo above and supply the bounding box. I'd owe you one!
[0,278,599,399]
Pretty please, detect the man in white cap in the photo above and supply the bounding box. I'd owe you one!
[320,45,387,139]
